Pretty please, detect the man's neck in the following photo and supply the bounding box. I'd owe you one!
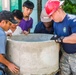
[23,16,30,20]
[46,27,52,31]
[60,10,66,22]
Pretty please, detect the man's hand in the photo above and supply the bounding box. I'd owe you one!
[51,35,58,40]
[7,63,20,74]
[55,36,64,43]
[51,35,64,43]
[22,31,29,35]
[0,54,20,74]
[7,33,12,37]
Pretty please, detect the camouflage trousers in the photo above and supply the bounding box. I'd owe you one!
[60,52,76,75]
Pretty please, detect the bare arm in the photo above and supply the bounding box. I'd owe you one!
[0,54,19,74]
[63,33,76,44]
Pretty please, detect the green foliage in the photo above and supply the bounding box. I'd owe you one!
[63,0,76,14]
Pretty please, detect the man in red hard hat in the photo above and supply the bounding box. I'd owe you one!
[45,0,76,75]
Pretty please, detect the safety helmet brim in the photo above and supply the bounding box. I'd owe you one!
[40,9,52,22]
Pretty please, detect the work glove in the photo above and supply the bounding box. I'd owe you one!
[51,35,64,43]
[51,35,58,40]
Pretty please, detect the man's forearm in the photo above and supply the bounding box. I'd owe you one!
[0,54,10,67]
[63,33,76,44]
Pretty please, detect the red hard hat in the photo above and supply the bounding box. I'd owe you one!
[45,0,64,16]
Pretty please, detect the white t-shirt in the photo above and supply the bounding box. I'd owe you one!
[6,26,22,35]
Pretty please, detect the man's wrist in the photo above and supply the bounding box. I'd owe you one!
[60,36,64,43]
[55,36,64,43]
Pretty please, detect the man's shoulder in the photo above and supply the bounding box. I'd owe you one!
[66,14,76,25]
[29,17,33,20]
[19,19,26,25]
[0,28,5,36]
[16,26,22,31]
[37,22,44,26]
[67,14,76,20]
[20,17,33,22]
[36,22,44,28]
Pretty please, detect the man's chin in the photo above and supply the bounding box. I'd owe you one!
[24,16,29,17]
[5,29,9,31]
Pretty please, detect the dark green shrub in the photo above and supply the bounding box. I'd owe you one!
[63,0,76,14]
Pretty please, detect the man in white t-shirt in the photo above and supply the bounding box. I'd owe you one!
[6,23,23,36]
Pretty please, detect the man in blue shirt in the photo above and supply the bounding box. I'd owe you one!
[34,9,54,34]
[45,0,76,75]
[0,10,19,75]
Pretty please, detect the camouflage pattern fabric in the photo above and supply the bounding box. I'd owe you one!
[60,52,76,75]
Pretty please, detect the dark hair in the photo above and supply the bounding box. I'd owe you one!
[0,10,18,24]
[23,1,34,9]
[12,9,23,20]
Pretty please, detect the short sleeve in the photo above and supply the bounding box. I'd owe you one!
[70,19,76,33]
[28,18,33,28]
[34,22,42,33]
[0,35,6,54]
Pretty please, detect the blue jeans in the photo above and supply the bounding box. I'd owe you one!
[0,70,7,75]
[0,70,4,75]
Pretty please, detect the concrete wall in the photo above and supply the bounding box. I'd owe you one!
[2,0,10,10]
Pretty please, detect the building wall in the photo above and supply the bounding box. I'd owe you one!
[2,0,10,10]
[30,0,47,32]
[0,0,2,11]
[10,0,18,11]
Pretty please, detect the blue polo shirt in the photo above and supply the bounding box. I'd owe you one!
[54,14,76,54]
[34,21,54,34]
[0,27,6,68]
